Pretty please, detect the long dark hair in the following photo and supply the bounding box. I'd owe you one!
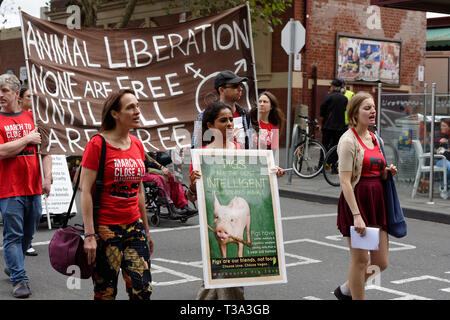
[250,91,285,132]
[101,89,136,131]
[201,101,232,147]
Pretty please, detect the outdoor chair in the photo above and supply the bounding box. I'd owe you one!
[411,140,447,199]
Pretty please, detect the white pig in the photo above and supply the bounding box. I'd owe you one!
[213,192,251,258]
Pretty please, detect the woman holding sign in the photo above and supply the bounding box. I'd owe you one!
[188,101,284,300]
[335,92,398,300]
[80,89,153,300]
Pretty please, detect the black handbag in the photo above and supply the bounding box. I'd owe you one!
[48,135,106,279]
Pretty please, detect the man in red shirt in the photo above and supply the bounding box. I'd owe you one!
[0,74,52,298]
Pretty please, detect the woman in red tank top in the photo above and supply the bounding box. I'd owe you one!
[335,92,398,300]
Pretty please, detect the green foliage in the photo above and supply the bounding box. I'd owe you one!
[165,0,292,30]
[57,0,292,30]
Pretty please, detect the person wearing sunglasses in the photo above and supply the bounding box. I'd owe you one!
[191,70,252,150]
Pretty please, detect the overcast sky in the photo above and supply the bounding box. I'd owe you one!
[0,0,48,29]
[0,0,449,29]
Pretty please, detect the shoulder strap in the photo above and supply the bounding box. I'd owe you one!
[63,166,82,228]
[63,134,106,228]
[92,134,107,227]
[374,132,386,157]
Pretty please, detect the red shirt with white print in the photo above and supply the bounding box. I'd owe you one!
[0,111,41,198]
[258,120,279,150]
[81,134,146,225]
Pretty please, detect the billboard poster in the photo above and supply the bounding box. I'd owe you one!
[336,34,401,86]
[191,149,287,289]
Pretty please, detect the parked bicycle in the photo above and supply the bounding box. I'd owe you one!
[323,145,340,186]
[292,115,326,179]
[322,125,399,187]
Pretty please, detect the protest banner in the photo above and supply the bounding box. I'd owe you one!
[191,149,287,288]
[20,5,257,155]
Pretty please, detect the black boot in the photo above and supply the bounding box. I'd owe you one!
[181,205,198,216]
[168,203,185,218]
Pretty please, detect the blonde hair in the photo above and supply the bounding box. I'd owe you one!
[347,91,374,127]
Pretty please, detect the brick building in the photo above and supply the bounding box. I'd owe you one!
[0,0,427,145]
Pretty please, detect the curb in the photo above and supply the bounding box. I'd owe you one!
[279,189,450,225]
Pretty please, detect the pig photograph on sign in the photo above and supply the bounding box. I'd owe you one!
[191,149,287,289]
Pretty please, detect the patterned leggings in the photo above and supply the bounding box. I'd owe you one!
[93,219,152,300]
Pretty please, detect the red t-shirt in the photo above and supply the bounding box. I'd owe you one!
[81,134,146,225]
[351,128,386,177]
[0,111,41,198]
[258,120,279,150]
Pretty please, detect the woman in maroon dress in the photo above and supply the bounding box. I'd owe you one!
[334,92,398,300]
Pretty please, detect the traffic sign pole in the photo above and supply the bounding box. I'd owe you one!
[285,18,294,170]
[280,20,305,174]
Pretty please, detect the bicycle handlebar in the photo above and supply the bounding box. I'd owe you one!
[298,114,319,126]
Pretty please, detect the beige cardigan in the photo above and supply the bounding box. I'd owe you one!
[337,128,383,189]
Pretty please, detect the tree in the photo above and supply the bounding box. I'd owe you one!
[62,0,292,31]
[166,0,293,32]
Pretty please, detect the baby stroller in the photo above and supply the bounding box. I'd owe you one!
[143,181,196,227]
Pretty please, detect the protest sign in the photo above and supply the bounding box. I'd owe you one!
[42,155,76,215]
[20,5,256,155]
[191,149,287,289]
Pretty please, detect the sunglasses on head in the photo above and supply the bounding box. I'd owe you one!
[223,83,243,89]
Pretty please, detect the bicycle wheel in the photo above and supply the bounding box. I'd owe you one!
[292,139,326,179]
[323,145,340,187]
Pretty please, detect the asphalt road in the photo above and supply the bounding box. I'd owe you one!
[0,196,449,301]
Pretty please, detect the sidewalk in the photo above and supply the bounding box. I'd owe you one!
[275,148,450,225]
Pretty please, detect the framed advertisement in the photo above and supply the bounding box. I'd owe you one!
[336,33,401,86]
[191,149,287,289]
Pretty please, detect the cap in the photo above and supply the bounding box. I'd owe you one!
[331,79,342,87]
[214,70,248,90]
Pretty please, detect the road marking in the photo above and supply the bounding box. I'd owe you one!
[365,285,431,300]
[284,252,321,267]
[284,237,415,252]
[285,238,350,251]
[153,257,203,269]
[325,235,343,241]
[391,275,450,292]
[303,296,322,300]
[151,263,201,286]
[150,225,199,233]
[388,241,416,251]
[391,275,450,285]
[281,213,337,221]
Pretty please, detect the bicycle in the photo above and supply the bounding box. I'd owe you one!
[291,115,326,179]
[323,145,340,186]
[322,125,400,187]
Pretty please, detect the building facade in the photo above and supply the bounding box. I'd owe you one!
[0,0,427,145]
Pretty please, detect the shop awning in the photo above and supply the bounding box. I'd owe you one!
[427,27,450,47]
[371,0,450,14]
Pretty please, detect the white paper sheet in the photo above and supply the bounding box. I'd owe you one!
[350,226,380,251]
